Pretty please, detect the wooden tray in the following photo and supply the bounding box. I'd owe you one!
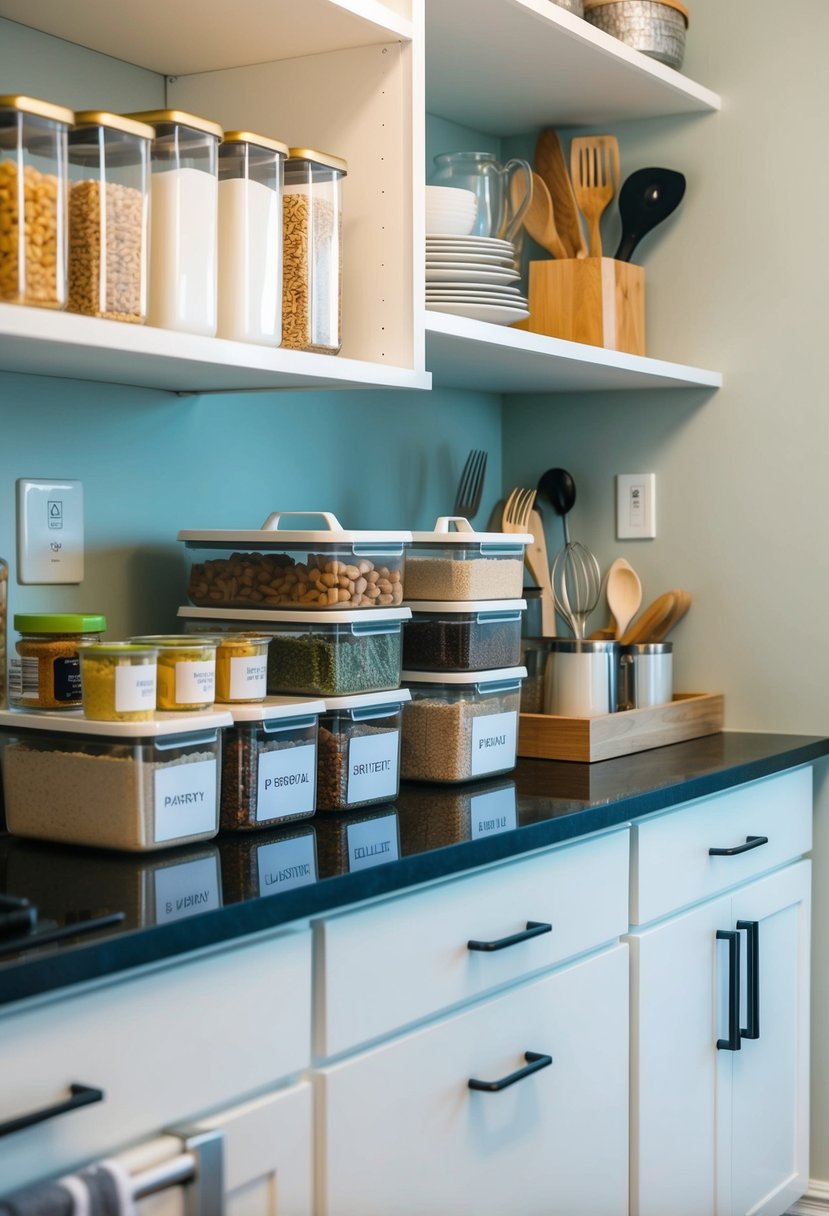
[518,693,724,764]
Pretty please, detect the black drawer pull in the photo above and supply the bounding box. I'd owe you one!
[716,930,741,1051]
[737,919,760,1040]
[0,1083,104,1138]
[467,921,552,953]
[468,1051,552,1092]
[709,835,769,857]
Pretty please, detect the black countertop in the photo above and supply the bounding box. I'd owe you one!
[1,731,827,1008]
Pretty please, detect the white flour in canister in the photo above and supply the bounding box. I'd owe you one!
[218,175,281,344]
[147,166,217,335]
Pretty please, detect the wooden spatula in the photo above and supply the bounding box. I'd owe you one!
[570,134,621,258]
[619,591,676,645]
[515,172,569,260]
[649,589,691,642]
[524,507,556,636]
[534,129,586,259]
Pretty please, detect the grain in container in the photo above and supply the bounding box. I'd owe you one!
[67,111,153,322]
[214,633,271,703]
[219,696,324,831]
[315,805,400,877]
[9,613,106,710]
[0,708,232,852]
[405,517,531,602]
[315,687,410,812]
[400,666,526,784]
[128,109,223,335]
[131,635,217,711]
[0,95,74,309]
[220,823,317,902]
[402,599,526,672]
[396,775,518,852]
[80,642,158,722]
[218,130,288,345]
[179,511,409,610]
[282,148,346,354]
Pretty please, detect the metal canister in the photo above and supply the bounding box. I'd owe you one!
[618,642,673,711]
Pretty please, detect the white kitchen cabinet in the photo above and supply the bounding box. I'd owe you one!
[317,942,629,1216]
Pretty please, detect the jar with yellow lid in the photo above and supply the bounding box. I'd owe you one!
[215,634,271,703]
[67,111,153,323]
[79,642,158,722]
[282,148,347,354]
[131,635,217,711]
[9,613,106,710]
[0,95,75,309]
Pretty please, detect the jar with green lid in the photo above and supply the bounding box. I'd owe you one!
[9,613,107,710]
[79,642,158,722]
[131,635,217,711]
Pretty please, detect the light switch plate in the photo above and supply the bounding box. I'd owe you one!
[17,478,84,584]
[616,473,656,539]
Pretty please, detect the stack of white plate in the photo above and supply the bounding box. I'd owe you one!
[425,234,529,326]
[425,185,477,237]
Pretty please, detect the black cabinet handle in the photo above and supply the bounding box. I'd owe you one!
[468,1051,552,1092]
[467,921,552,953]
[0,1083,104,1138]
[717,929,741,1051]
[737,919,760,1040]
[709,835,769,857]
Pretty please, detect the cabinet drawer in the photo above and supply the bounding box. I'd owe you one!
[0,928,311,1194]
[630,767,812,925]
[315,827,629,1057]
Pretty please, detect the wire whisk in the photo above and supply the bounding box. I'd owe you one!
[551,513,602,639]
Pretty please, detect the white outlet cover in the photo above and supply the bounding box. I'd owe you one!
[17,478,84,584]
[616,473,656,539]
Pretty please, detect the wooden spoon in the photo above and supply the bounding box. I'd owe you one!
[515,172,569,259]
[619,591,676,645]
[534,129,587,259]
[605,557,642,640]
[649,589,691,642]
[524,507,557,636]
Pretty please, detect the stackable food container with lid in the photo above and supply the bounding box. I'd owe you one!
[128,109,223,335]
[0,708,232,852]
[218,130,288,345]
[179,512,409,610]
[282,148,347,354]
[67,111,153,323]
[400,666,527,784]
[315,687,411,812]
[405,517,531,602]
[0,95,74,310]
[219,696,324,831]
[402,599,526,672]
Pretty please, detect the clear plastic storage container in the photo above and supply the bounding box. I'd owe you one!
[0,708,232,852]
[9,613,107,710]
[179,512,409,610]
[402,599,526,671]
[67,111,152,322]
[214,633,271,703]
[131,635,217,711]
[316,688,410,812]
[405,518,531,602]
[219,697,323,831]
[129,109,223,335]
[218,130,287,345]
[0,95,74,309]
[80,642,158,722]
[282,148,346,353]
[400,666,526,783]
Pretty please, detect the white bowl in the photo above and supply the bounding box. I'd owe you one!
[425,185,477,205]
[425,215,476,236]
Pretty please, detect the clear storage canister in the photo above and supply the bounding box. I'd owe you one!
[129,109,223,335]
[79,642,158,722]
[218,131,287,345]
[316,688,410,812]
[9,613,106,710]
[67,111,152,323]
[131,635,217,711]
[0,95,74,309]
[282,148,346,354]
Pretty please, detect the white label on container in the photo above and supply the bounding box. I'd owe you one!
[115,664,157,712]
[346,731,399,805]
[175,660,215,704]
[230,655,268,700]
[256,834,317,894]
[346,814,400,872]
[470,786,518,838]
[256,743,316,822]
[154,855,221,924]
[470,710,518,777]
[154,759,217,843]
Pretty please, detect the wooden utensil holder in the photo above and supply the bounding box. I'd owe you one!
[520,257,645,355]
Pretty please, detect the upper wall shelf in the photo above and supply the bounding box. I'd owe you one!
[425,0,720,134]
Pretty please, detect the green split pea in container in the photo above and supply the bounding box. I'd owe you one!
[9,613,106,709]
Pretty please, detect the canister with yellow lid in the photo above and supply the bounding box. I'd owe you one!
[282,148,347,354]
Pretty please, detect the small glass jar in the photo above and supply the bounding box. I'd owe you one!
[218,131,287,345]
[214,634,271,703]
[131,635,217,711]
[9,613,106,710]
[0,95,75,309]
[282,148,347,354]
[67,111,153,323]
[79,642,158,722]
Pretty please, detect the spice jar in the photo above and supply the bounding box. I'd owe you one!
[214,634,271,703]
[131,635,217,711]
[0,95,75,310]
[9,613,106,710]
[79,642,158,722]
[282,148,347,353]
[67,111,153,323]
[218,131,287,345]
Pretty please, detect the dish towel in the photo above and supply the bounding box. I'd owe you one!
[1,1160,136,1216]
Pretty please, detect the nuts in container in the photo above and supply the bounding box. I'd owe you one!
[282,148,347,354]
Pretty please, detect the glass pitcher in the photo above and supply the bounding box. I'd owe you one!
[430,151,532,242]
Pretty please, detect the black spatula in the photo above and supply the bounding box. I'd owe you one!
[614,167,686,263]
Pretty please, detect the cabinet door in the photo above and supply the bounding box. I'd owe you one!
[317,944,628,1216]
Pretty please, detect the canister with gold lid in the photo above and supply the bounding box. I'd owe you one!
[282,148,347,354]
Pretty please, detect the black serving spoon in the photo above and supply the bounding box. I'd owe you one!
[537,467,576,528]
[614,167,686,263]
